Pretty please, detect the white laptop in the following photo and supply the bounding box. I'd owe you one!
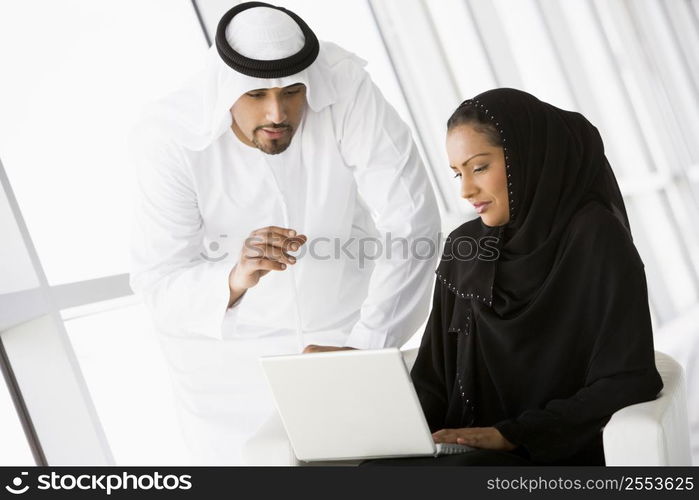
[260,347,474,462]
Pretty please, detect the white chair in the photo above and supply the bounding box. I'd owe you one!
[603,351,692,465]
[243,349,692,466]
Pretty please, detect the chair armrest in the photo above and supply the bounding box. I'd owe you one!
[603,351,693,465]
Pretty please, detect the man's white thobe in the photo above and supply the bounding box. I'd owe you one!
[129,43,441,464]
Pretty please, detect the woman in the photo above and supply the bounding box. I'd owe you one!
[367,88,663,466]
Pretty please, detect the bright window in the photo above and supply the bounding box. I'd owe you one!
[0,0,207,286]
[62,301,189,465]
[0,357,35,466]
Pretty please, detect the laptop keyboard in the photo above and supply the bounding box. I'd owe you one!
[434,443,476,456]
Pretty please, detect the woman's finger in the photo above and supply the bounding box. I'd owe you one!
[431,430,446,443]
[433,429,459,443]
[457,435,480,446]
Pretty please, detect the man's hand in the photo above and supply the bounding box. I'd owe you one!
[302,345,357,354]
[228,226,307,307]
[432,427,516,451]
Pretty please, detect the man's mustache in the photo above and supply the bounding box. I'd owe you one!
[254,123,292,132]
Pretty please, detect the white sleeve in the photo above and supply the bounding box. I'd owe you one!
[334,64,441,349]
[128,122,242,340]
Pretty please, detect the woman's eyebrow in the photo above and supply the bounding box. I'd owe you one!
[461,152,491,167]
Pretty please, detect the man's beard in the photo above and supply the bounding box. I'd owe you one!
[252,125,293,155]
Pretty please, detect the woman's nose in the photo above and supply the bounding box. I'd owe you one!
[460,176,477,199]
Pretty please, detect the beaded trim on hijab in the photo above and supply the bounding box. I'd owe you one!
[434,97,513,308]
[435,272,494,307]
[469,97,516,221]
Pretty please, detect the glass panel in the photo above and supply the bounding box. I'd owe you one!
[0,169,40,294]
[663,181,699,280]
[627,191,698,320]
[0,347,35,466]
[0,0,207,286]
[245,0,412,126]
[425,0,497,98]
[559,0,655,177]
[632,0,699,164]
[492,0,574,108]
[62,301,189,465]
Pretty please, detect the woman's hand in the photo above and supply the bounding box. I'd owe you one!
[432,427,516,451]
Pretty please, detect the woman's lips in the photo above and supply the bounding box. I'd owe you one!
[473,201,491,214]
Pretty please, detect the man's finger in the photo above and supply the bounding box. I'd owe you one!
[246,243,296,264]
[247,232,307,251]
[302,345,356,354]
[253,226,298,238]
[246,231,288,248]
[251,226,306,245]
[250,257,287,272]
[287,235,307,251]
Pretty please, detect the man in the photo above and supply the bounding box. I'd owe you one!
[129,2,440,464]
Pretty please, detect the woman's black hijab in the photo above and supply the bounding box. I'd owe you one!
[439,88,630,314]
[416,88,663,464]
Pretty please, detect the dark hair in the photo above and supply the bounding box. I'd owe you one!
[447,100,503,147]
